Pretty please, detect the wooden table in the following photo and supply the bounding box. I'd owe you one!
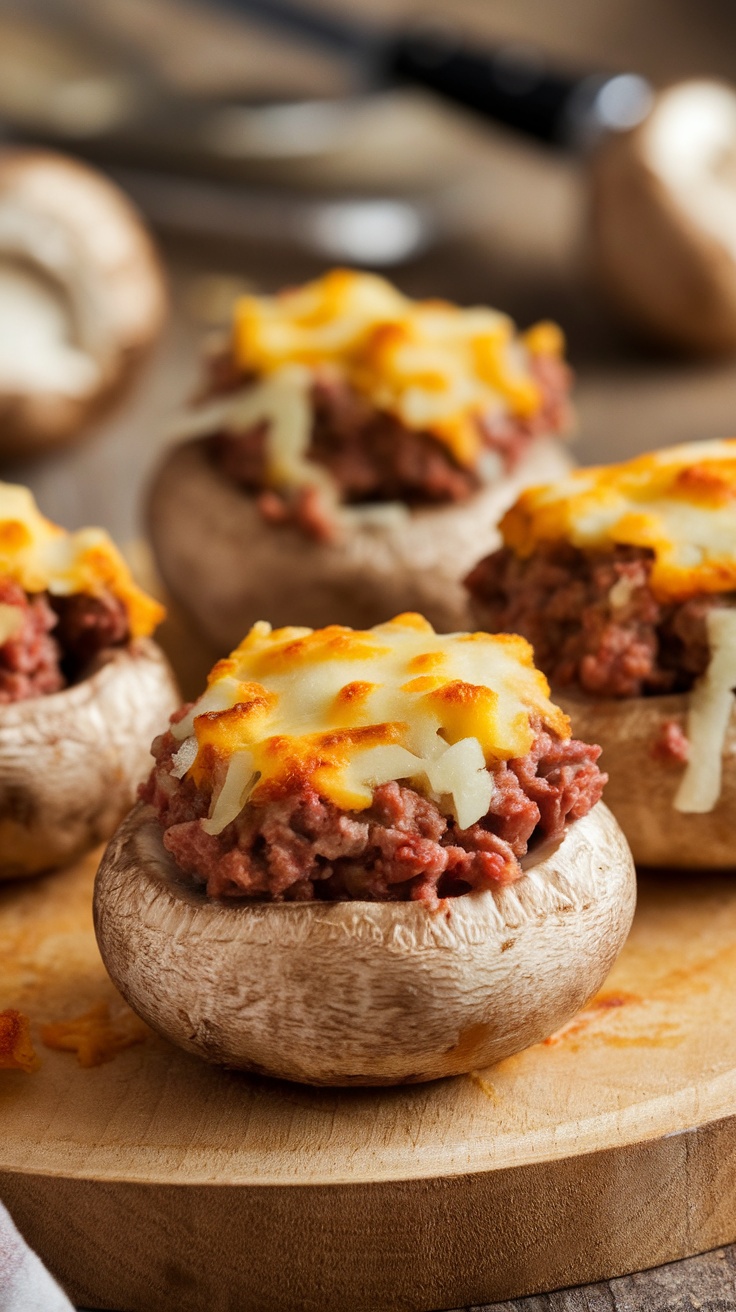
[481,1248,736,1311]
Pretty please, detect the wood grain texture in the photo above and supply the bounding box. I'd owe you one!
[2,851,736,1309]
[478,1245,736,1310]
[4,1122,736,1311]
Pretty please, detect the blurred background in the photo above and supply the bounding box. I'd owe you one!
[3,0,736,540]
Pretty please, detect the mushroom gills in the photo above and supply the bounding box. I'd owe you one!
[0,259,99,396]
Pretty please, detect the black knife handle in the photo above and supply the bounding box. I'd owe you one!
[198,0,653,152]
[388,27,650,149]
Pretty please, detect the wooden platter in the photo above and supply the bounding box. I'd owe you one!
[2,853,736,1312]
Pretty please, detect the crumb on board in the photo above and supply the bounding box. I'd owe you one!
[40,1002,148,1068]
[0,1009,40,1073]
[651,718,690,764]
[467,1070,500,1101]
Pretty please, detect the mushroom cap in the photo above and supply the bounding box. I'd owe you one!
[94,801,635,1086]
[147,435,573,649]
[0,148,167,454]
[591,80,736,355]
[556,689,736,869]
[0,639,179,880]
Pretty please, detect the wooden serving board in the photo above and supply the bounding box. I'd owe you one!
[2,854,736,1312]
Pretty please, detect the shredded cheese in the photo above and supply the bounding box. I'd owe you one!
[171,612,569,834]
[0,483,163,637]
[501,438,736,602]
[674,607,736,813]
[168,365,340,506]
[223,269,564,472]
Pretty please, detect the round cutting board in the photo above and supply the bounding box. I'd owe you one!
[2,853,736,1312]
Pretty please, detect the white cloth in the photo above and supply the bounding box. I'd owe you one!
[0,1201,73,1311]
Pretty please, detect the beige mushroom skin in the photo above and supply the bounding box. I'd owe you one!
[591,81,736,355]
[0,640,179,881]
[556,689,736,869]
[0,149,167,455]
[147,435,573,649]
[94,801,635,1086]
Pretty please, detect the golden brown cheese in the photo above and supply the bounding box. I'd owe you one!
[231,269,565,469]
[170,613,570,833]
[0,483,163,636]
[501,438,736,602]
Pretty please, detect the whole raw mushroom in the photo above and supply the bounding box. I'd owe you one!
[592,80,736,354]
[0,148,167,454]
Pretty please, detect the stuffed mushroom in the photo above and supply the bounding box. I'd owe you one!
[148,269,574,648]
[0,482,178,879]
[466,438,736,868]
[94,612,634,1086]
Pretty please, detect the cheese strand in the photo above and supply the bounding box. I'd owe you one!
[674,607,736,813]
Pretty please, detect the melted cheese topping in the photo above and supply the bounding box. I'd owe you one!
[168,364,340,508]
[0,483,163,637]
[0,602,24,644]
[501,438,736,602]
[674,607,736,813]
[229,268,564,470]
[171,612,569,834]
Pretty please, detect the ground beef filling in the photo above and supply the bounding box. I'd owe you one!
[0,578,130,703]
[141,722,605,907]
[466,542,727,698]
[206,354,571,541]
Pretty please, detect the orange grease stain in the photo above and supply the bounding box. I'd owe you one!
[41,1003,148,1068]
[544,991,640,1048]
[0,1009,40,1073]
[442,1022,491,1073]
